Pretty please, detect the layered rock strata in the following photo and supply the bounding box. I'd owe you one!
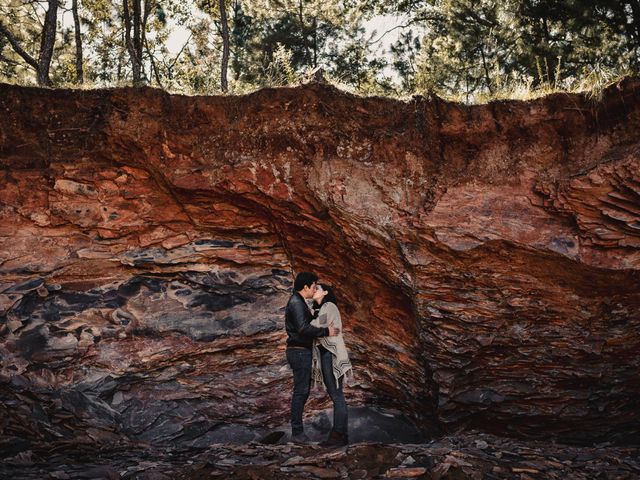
[0,79,639,452]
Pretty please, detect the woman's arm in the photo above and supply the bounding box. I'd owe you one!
[323,303,342,330]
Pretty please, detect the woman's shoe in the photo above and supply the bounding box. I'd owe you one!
[291,432,311,444]
[319,430,348,447]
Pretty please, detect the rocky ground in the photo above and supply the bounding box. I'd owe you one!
[1,433,638,479]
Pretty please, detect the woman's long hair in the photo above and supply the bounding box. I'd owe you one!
[312,283,338,311]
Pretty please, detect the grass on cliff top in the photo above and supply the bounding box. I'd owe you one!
[2,64,633,106]
[200,64,633,104]
[331,65,632,105]
[464,69,631,105]
[237,61,633,104]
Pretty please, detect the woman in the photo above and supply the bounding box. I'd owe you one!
[311,283,352,446]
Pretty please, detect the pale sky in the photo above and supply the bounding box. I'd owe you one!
[165,13,407,52]
[57,6,412,83]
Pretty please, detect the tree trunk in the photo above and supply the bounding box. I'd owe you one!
[123,0,134,82]
[145,38,163,88]
[628,0,640,65]
[312,16,317,68]
[72,0,84,84]
[123,0,146,86]
[540,16,555,85]
[298,0,310,66]
[231,0,241,81]
[219,0,229,92]
[117,28,125,81]
[141,0,152,80]
[37,0,59,86]
[479,45,493,95]
[132,0,143,85]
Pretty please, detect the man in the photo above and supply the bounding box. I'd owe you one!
[285,271,339,443]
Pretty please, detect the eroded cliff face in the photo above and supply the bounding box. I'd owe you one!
[0,79,639,452]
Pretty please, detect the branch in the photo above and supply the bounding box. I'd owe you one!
[144,37,164,88]
[28,1,45,29]
[166,33,192,70]
[366,14,440,46]
[463,8,497,29]
[0,52,20,66]
[0,21,39,70]
[367,24,408,45]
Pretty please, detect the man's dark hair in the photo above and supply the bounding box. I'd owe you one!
[294,271,318,292]
[313,283,338,309]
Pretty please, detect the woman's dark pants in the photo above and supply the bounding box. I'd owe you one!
[319,345,348,436]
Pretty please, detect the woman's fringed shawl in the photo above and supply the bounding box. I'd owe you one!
[310,302,353,388]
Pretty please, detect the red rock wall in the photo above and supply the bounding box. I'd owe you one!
[0,80,639,447]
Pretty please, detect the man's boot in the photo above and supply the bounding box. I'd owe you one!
[319,430,348,447]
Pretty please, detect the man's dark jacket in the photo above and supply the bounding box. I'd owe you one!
[285,292,329,349]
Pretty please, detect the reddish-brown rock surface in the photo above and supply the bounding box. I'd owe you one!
[0,79,639,460]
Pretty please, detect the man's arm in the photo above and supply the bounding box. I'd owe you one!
[290,300,330,337]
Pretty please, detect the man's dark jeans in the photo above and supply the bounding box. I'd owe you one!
[319,345,348,436]
[286,347,312,435]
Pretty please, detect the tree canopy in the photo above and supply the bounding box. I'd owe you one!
[1,0,638,100]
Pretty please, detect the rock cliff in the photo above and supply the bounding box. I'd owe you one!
[0,79,639,454]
